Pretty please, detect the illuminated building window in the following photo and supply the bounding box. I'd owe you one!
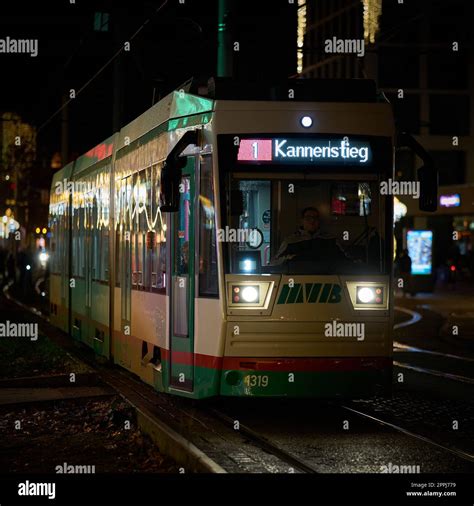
[94,12,110,32]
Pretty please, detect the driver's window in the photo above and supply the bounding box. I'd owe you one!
[230,180,271,267]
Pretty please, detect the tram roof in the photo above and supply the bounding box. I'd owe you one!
[58,77,385,179]
[204,77,380,103]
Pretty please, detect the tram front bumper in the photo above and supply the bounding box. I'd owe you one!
[220,356,392,398]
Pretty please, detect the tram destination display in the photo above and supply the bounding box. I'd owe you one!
[237,137,373,166]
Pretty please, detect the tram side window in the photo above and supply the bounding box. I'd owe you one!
[79,205,86,277]
[72,206,84,278]
[115,225,121,287]
[50,214,58,274]
[115,183,123,287]
[59,211,66,275]
[139,168,151,290]
[71,213,77,277]
[199,155,218,297]
[101,227,109,282]
[131,174,141,289]
[150,164,166,291]
[92,195,100,281]
[61,210,67,275]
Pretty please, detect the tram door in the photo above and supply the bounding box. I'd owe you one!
[169,160,195,391]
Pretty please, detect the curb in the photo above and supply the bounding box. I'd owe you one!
[0,372,101,388]
[135,408,227,474]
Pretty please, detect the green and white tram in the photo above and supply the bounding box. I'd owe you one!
[49,78,436,399]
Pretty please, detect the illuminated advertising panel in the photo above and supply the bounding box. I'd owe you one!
[237,137,372,166]
[407,230,433,275]
[439,193,461,208]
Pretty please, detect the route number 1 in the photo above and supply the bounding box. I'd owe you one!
[252,141,258,159]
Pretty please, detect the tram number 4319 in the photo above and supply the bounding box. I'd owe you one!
[244,375,269,387]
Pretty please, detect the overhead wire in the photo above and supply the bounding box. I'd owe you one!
[38,0,169,132]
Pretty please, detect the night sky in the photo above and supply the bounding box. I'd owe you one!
[0,0,295,168]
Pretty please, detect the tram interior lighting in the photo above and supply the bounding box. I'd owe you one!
[234,250,261,274]
[241,259,255,272]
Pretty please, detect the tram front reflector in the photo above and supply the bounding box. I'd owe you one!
[241,286,259,303]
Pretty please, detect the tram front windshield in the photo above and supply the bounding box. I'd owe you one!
[225,177,388,275]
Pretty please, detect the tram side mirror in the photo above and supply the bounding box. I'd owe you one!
[160,157,186,212]
[231,190,244,216]
[418,164,438,212]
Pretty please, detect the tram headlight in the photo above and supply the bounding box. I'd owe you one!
[346,282,387,309]
[39,252,49,263]
[241,286,259,303]
[356,285,384,305]
[231,284,260,304]
[356,286,375,303]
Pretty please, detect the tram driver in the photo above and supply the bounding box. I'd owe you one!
[271,206,349,266]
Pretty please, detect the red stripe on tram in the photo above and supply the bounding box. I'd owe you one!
[163,349,390,373]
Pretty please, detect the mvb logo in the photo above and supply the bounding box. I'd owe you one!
[277,283,342,304]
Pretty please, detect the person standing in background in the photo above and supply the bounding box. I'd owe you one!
[398,249,413,297]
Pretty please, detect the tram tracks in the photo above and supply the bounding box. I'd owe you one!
[208,408,320,473]
[3,290,474,473]
[0,290,320,472]
[339,404,474,464]
[108,367,320,472]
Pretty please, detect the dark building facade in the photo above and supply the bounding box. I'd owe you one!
[301,0,474,274]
